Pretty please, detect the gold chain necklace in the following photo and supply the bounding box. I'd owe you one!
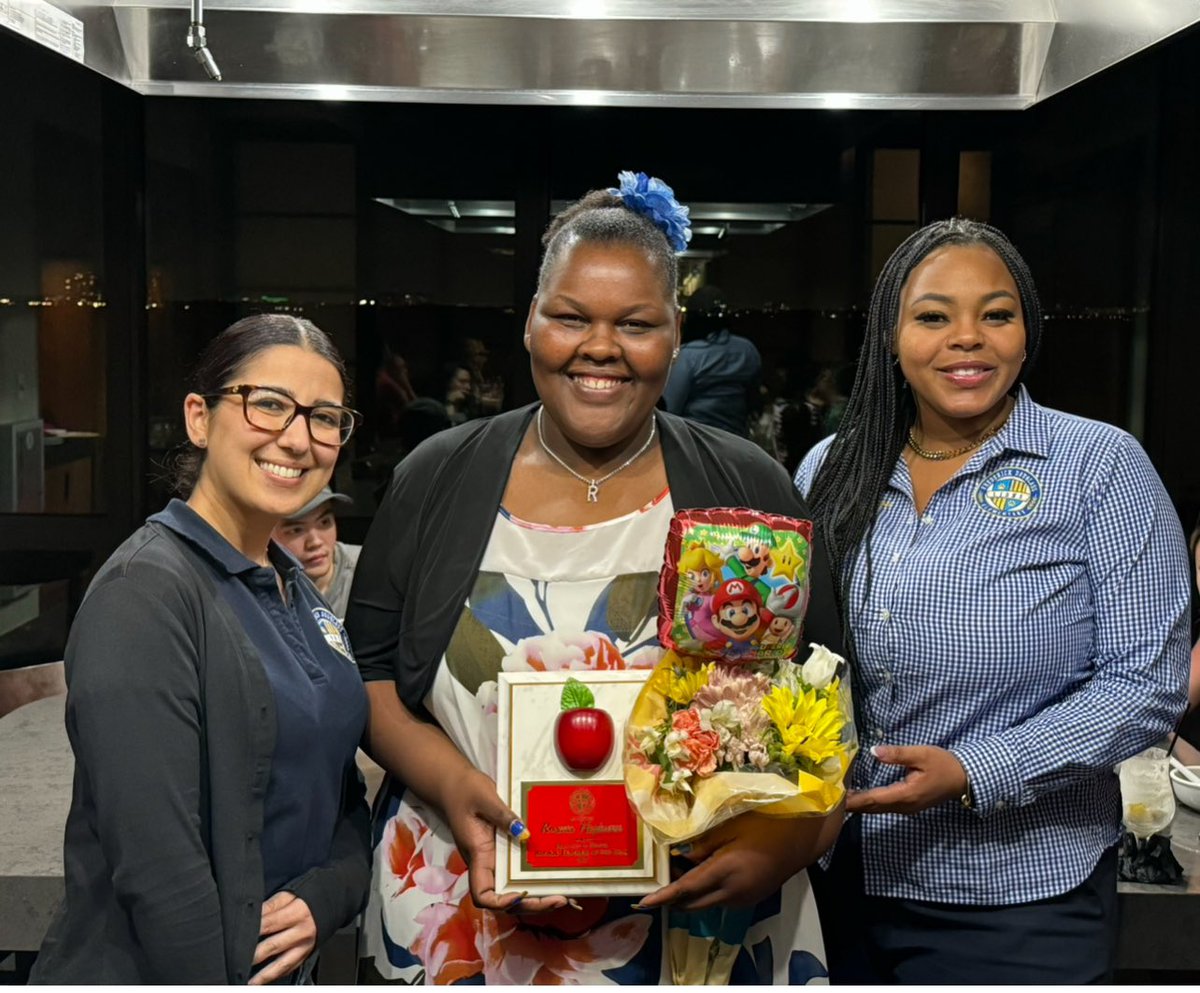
[907,407,1013,462]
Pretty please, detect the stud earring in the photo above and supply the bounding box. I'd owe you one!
[195,437,207,449]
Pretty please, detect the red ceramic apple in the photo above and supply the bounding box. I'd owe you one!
[555,678,614,772]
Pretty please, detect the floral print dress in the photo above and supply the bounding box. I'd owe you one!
[359,490,828,984]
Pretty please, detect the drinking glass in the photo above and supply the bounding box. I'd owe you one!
[1118,747,1176,838]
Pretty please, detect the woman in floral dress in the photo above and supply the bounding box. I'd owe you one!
[345,174,844,984]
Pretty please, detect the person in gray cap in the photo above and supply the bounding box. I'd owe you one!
[273,486,361,619]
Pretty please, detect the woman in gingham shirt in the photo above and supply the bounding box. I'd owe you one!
[795,219,1190,983]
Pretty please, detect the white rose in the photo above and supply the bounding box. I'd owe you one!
[801,643,843,690]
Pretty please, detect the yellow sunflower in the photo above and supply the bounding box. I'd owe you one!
[761,680,846,766]
[667,663,713,707]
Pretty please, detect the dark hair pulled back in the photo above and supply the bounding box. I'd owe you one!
[538,189,679,300]
[168,314,349,496]
[807,217,1042,656]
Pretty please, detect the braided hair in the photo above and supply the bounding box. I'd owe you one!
[807,218,1043,650]
[538,189,679,300]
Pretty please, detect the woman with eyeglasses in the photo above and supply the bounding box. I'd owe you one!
[32,315,372,985]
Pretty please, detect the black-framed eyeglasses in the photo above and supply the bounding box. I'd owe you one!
[204,385,363,447]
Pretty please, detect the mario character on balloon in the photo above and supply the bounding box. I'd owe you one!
[709,578,765,656]
[726,524,775,600]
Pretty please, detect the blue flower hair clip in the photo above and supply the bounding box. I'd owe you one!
[608,171,692,253]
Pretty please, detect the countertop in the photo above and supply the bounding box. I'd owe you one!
[1115,802,1200,970]
[0,695,71,951]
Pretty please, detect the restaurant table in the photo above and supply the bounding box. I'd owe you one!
[3,694,1200,976]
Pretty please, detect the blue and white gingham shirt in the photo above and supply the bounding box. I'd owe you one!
[795,389,1191,905]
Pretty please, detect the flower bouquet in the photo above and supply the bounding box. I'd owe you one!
[624,509,856,845]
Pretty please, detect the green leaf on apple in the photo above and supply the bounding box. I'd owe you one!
[560,677,595,712]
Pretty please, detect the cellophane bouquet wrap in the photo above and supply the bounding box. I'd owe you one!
[624,508,857,845]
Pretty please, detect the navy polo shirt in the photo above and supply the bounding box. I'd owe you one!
[661,329,762,436]
[150,500,367,897]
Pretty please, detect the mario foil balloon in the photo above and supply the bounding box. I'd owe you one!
[624,508,856,845]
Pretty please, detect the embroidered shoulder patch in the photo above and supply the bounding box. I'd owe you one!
[312,606,355,662]
[975,467,1042,519]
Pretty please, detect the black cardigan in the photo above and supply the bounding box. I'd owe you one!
[31,523,371,985]
[348,406,843,708]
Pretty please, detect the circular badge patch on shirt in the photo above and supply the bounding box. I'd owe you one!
[975,467,1042,519]
[312,606,355,662]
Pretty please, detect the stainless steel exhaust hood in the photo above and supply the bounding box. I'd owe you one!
[13,0,1200,109]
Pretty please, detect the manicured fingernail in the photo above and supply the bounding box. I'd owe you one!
[669,843,692,856]
[870,745,882,758]
[509,819,530,842]
[566,898,583,910]
[629,902,646,911]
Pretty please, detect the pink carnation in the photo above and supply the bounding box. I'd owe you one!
[670,708,722,777]
[693,664,771,710]
[691,665,772,771]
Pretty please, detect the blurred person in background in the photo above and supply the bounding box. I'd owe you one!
[444,363,476,426]
[662,284,762,437]
[462,336,505,414]
[365,397,453,507]
[779,364,853,475]
[373,344,418,438]
[401,395,453,452]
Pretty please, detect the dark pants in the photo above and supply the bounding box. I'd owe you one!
[810,816,1119,984]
